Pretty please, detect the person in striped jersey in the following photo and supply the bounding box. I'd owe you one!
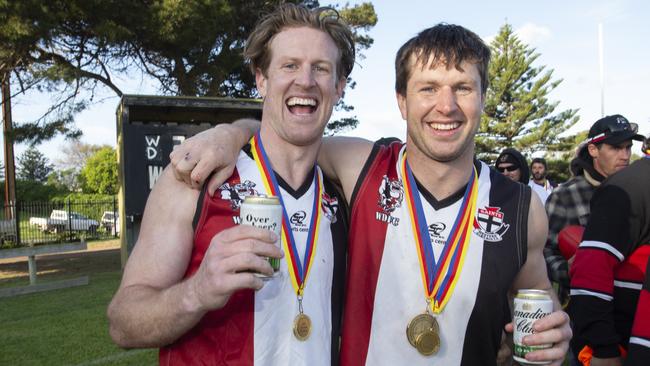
[170,23,573,366]
[569,135,650,366]
[107,4,354,365]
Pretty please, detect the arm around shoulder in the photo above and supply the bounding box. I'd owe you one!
[319,136,373,202]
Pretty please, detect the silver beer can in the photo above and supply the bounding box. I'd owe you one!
[239,195,283,278]
[513,289,553,365]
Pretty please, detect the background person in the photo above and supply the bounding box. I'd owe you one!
[544,114,644,304]
[529,157,554,203]
[569,134,650,366]
[495,147,530,184]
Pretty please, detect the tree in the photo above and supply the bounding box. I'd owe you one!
[1,0,377,143]
[477,23,580,163]
[79,146,117,195]
[16,146,52,182]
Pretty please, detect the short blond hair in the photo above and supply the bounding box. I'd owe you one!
[244,4,355,80]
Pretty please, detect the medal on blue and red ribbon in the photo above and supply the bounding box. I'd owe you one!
[399,149,478,355]
[250,132,323,341]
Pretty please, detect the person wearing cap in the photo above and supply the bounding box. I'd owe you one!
[569,133,650,366]
[529,158,555,204]
[495,148,553,206]
[495,148,530,184]
[544,114,644,306]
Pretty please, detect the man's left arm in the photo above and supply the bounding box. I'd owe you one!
[507,192,572,365]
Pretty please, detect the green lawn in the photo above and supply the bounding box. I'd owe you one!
[0,249,157,365]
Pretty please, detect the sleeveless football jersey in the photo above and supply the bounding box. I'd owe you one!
[341,141,529,366]
[160,148,348,366]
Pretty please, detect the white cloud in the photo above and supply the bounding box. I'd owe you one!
[515,23,552,45]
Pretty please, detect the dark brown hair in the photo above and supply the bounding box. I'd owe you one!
[395,23,491,95]
[244,4,355,80]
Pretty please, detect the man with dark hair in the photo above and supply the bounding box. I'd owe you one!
[529,157,554,203]
[172,23,572,365]
[107,4,353,365]
[569,134,650,365]
[544,115,644,304]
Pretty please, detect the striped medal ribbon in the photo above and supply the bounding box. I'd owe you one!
[250,132,323,341]
[399,151,479,314]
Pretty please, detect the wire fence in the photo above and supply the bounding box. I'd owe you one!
[0,198,119,248]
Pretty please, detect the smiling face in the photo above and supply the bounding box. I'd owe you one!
[256,26,345,147]
[397,56,484,164]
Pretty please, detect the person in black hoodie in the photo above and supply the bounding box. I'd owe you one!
[495,148,530,184]
[544,115,644,307]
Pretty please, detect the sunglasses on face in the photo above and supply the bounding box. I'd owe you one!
[497,165,519,172]
[586,122,639,144]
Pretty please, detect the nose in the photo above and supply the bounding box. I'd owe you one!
[295,66,316,88]
[434,86,458,115]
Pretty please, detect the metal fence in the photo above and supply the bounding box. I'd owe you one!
[0,198,119,248]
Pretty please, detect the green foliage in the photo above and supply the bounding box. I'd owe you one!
[14,179,66,202]
[1,0,378,143]
[546,158,572,185]
[16,146,53,183]
[477,23,580,162]
[79,146,118,195]
[47,168,79,193]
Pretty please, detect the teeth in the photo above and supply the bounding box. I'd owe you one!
[430,122,459,131]
[287,97,317,106]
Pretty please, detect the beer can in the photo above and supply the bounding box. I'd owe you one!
[240,195,283,278]
[513,289,553,365]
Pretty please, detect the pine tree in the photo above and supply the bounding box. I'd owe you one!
[477,23,580,163]
[16,146,53,183]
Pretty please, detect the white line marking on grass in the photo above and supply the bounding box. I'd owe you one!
[71,349,152,366]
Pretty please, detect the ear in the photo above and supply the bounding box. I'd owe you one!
[396,92,408,120]
[335,77,346,101]
[255,68,267,98]
[587,143,599,159]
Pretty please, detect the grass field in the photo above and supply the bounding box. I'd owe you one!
[0,240,157,365]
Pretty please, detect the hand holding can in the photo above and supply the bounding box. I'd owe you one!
[240,195,283,278]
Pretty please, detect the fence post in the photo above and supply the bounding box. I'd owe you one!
[113,196,117,237]
[14,200,21,246]
[67,198,72,241]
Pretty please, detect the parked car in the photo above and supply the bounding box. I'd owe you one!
[101,211,120,235]
[0,219,17,243]
[29,210,100,233]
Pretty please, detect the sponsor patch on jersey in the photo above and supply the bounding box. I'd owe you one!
[473,206,509,242]
[321,192,339,223]
[218,180,259,209]
[375,175,403,226]
[429,222,447,245]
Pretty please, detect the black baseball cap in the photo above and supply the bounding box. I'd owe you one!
[585,114,644,145]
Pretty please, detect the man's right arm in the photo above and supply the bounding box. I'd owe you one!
[107,167,281,348]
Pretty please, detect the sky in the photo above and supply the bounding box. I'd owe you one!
[6,0,650,165]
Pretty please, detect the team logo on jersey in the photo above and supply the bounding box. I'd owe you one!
[321,192,339,223]
[290,210,307,226]
[376,175,403,226]
[429,222,447,245]
[473,206,509,242]
[218,180,259,209]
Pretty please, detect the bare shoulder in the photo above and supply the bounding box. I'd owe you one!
[511,190,552,291]
[120,166,200,289]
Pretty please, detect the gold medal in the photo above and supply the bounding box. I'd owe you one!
[293,313,312,341]
[406,313,439,347]
[415,329,440,356]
